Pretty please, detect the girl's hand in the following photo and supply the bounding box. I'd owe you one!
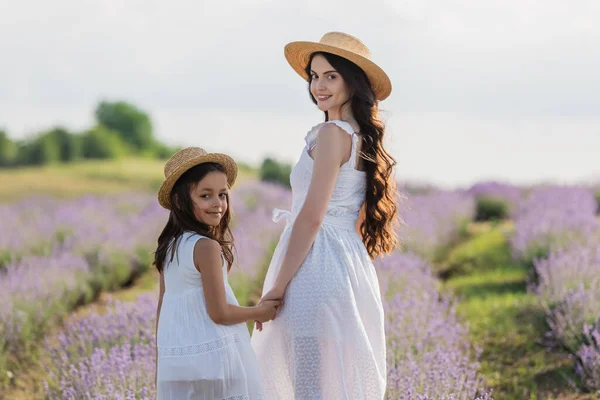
[254,285,286,331]
[255,299,281,323]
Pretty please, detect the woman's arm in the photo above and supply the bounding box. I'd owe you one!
[196,239,280,325]
[266,124,352,298]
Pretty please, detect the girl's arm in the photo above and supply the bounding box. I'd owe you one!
[264,124,351,299]
[155,271,165,384]
[195,238,280,325]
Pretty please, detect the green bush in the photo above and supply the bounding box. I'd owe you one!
[0,130,17,166]
[11,128,82,166]
[95,101,154,153]
[18,134,61,165]
[0,100,202,167]
[45,127,81,162]
[259,157,291,188]
[475,196,510,221]
[81,125,130,159]
[595,191,600,215]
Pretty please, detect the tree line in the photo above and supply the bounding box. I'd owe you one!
[0,101,179,167]
[0,100,294,189]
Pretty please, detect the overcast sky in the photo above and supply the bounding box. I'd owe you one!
[1,0,599,188]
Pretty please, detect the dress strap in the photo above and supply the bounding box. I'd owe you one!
[325,120,355,136]
[304,120,359,169]
[326,120,359,170]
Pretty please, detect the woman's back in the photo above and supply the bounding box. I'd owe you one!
[251,121,387,399]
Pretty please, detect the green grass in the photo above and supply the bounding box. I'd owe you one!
[0,158,257,202]
[439,222,513,278]
[442,225,594,399]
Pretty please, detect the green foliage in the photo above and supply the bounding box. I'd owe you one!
[15,127,82,166]
[95,101,154,152]
[595,191,600,215]
[0,101,188,168]
[45,127,81,162]
[16,132,61,165]
[81,125,130,159]
[259,157,291,188]
[475,196,510,221]
[0,129,17,166]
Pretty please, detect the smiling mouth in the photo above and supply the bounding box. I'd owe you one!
[317,95,332,101]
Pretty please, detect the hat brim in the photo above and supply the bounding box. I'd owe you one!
[284,41,392,101]
[158,153,238,210]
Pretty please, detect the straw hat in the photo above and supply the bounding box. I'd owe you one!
[284,31,392,101]
[158,147,237,210]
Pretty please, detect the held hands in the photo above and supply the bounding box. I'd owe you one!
[255,299,281,323]
[254,285,286,332]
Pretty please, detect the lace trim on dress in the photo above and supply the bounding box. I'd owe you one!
[158,333,240,357]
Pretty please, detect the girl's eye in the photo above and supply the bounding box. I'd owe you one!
[201,194,210,199]
[311,74,318,80]
[328,74,336,80]
[219,193,227,198]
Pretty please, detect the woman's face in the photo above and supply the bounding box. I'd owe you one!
[309,54,351,115]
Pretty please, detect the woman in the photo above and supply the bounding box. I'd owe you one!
[251,31,398,399]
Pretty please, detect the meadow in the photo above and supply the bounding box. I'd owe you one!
[0,159,599,399]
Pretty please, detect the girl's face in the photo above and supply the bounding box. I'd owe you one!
[190,171,229,226]
[309,54,351,115]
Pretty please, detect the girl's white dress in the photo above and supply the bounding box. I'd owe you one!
[157,232,264,400]
[251,120,387,399]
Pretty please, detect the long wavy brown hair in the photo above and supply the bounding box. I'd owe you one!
[305,52,399,258]
[154,162,235,273]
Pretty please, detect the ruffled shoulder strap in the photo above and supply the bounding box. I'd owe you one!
[304,120,355,150]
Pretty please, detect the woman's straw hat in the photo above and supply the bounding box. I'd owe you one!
[158,147,237,210]
[284,31,392,101]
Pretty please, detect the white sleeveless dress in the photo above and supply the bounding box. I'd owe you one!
[157,232,264,400]
[251,120,387,399]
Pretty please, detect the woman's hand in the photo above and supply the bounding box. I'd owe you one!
[254,285,287,331]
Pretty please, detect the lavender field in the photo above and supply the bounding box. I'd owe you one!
[1,179,599,399]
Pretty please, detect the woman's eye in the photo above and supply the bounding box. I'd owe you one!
[219,193,227,198]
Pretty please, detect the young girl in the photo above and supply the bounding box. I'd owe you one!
[154,147,278,400]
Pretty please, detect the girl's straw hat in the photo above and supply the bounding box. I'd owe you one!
[284,31,392,101]
[158,147,237,210]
